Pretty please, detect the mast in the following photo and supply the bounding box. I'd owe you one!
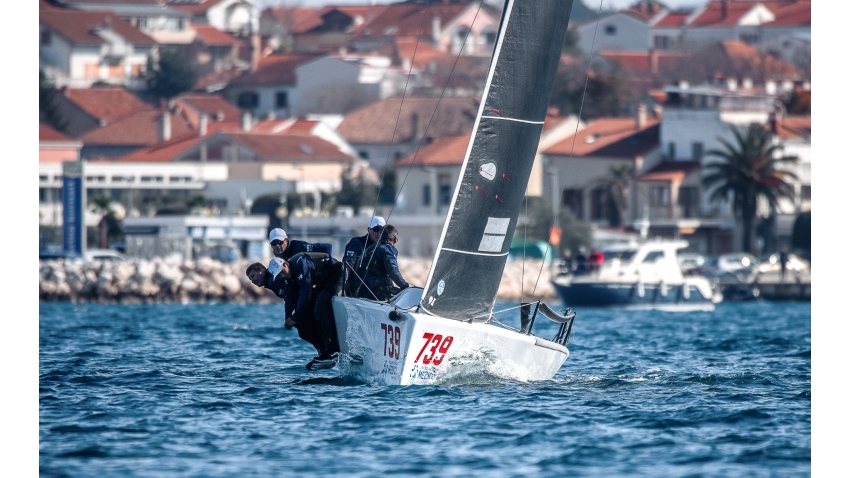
[420,0,574,321]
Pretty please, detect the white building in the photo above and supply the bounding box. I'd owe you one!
[40,9,157,89]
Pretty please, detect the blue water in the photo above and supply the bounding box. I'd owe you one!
[40,301,810,477]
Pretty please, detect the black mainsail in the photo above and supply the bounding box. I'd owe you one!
[420,0,574,321]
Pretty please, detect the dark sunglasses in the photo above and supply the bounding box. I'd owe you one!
[370,226,383,232]
[271,240,285,247]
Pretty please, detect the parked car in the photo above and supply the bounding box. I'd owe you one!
[678,253,707,273]
[84,249,127,261]
[717,253,759,273]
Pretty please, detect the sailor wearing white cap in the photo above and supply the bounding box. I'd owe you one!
[342,216,386,296]
[268,227,333,261]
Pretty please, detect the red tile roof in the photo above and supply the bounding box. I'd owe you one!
[40,123,73,142]
[104,132,207,162]
[763,1,810,26]
[395,133,471,166]
[173,93,242,124]
[354,3,469,40]
[639,160,701,181]
[652,10,691,27]
[599,50,688,74]
[62,87,153,123]
[252,118,319,134]
[81,109,196,146]
[338,96,479,144]
[262,7,323,34]
[194,68,246,91]
[225,133,357,162]
[718,40,801,77]
[229,53,321,86]
[543,117,660,158]
[689,1,760,27]
[775,115,810,139]
[40,9,156,46]
[193,25,241,46]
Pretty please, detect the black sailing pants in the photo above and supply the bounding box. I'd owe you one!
[313,262,344,355]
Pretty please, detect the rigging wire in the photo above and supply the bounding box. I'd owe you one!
[530,0,607,298]
[355,0,488,287]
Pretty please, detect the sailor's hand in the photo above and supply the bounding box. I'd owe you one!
[285,316,297,330]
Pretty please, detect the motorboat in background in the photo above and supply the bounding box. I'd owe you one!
[551,239,722,311]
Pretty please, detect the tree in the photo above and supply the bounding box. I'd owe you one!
[702,123,799,253]
[146,49,197,100]
[604,164,632,228]
[39,70,68,133]
[791,210,811,253]
[550,64,633,120]
[337,165,379,215]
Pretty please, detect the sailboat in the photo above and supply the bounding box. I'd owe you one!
[332,0,576,385]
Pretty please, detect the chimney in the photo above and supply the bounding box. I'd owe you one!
[636,103,647,128]
[410,112,419,141]
[432,16,441,44]
[159,111,171,142]
[198,113,208,137]
[653,105,663,119]
[241,111,252,131]
[649,48,659,74]
[251,34,261,72]
[721,0,728,20]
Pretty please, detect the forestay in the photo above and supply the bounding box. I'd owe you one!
[420,0,574,321]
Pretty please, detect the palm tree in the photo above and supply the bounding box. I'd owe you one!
[604,164,632,228]
[703,123,799,253]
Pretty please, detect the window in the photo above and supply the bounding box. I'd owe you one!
[678,186,699,218]
[561,188,583,219]
[422,184,431,207]
[801,185,811,200]
[667,142,676,160]
[691,142,704,161]
[275,91,288,108]
[653,35,669,50]
[739,32,758,44]
[650,186,670,207]
[358,151,369,160]
[643,250,664,262]
[604,25,617,36]
[439,184,452,206]
[237,92,259,109]
[84,63,99,79]
[41,30,51,46]
[131,63,143,77]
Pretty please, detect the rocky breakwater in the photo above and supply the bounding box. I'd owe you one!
[39,258,556,303]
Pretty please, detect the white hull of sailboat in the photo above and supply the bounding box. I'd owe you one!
[331,297,568,386]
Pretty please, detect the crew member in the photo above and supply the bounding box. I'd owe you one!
[268,228,333,261]
[245,260,325,359]
[275,252,344,370]
[358,225,410,302]
[342,216,385,296]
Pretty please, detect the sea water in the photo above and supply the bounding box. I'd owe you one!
[40,301,810,477]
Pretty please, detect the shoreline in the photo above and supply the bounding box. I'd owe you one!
[39,257,558,304]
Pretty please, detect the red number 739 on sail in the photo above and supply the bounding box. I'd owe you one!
[414,332,454,366]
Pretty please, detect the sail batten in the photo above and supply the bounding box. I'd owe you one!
[420,0,574,321]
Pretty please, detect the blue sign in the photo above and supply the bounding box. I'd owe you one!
[62,161,85,256]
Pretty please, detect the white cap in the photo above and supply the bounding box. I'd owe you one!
[269,228,287,243]
[369,216,386,229]
[268,257,284,279]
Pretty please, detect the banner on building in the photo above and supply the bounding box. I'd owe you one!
[62,161,85,256]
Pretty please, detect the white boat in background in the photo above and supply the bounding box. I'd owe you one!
[551,239,722,311]
[331,0,577,385]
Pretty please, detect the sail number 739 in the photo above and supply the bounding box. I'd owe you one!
[414,333,454,366]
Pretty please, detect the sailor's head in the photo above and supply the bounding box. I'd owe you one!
[245,262,267,287]
[380,224,399,245]
[368,216,386,242]
[268,256,291,280]
[269,228,289,256]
